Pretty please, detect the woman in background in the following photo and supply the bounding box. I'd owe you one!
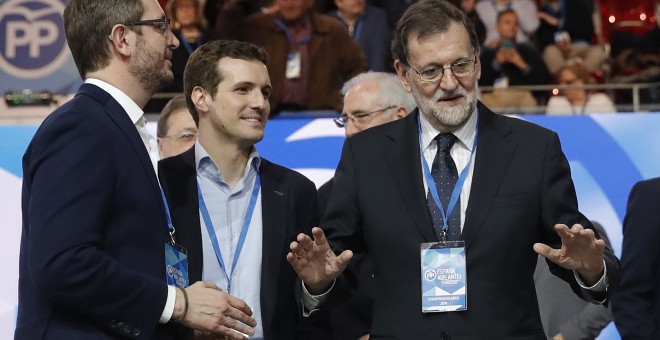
[546,63,616,115]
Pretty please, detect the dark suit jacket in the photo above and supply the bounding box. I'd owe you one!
[612,177,660,339]
[158,147,319,339]
[16,84,177,339]
[321,103,620,339]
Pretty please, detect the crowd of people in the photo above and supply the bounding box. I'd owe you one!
[149,0,659,115]
[14,0,659,340]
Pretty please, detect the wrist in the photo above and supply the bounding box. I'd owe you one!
[171,287,189,323]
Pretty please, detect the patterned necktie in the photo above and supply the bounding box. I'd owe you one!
[426,133,462,241]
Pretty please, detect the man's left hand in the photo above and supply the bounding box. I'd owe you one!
[533,224,605,285]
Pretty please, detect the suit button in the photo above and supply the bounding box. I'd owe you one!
[132,328,141,336]
[110,320,117,328]
[124,324,132,333]
[117,322,125,329]
[441,331,450,340]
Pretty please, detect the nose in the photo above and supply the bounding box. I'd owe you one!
[345,119,361,137]
[439,68,458,92]
[250,91,268,110]
[168,30,180,49]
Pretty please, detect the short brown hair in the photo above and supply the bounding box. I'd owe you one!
[391,0,478,66]
[157,94,189,137]
[183,40,268,124]
[64,0,144,78]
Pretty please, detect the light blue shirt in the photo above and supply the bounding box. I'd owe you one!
[195,142,264,339]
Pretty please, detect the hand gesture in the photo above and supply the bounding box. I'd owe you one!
[174,281,257,340]
[287,227,353,294]
[533,224,606,285]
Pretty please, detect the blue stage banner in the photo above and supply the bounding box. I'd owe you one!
[1,114,659,338]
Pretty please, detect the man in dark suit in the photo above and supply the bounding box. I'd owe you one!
[287,1,620,338]
[612,178,660,339]
[158,40,319,339]
[17,1,251,339]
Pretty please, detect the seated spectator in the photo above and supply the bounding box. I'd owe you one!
[541,0,606,75]
[450,0,487,46]
[546,63,616,115]
[162,0,210,93]
[534,221,613,340]
[328,0,391,71]
[475,0,539,48]
[232,0,368,113]
[479,9,547,112]
[157,94,198,159]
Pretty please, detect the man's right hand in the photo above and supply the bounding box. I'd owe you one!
[287,227,353,294]
[172,281,256,340]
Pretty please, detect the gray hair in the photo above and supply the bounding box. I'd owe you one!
[341,72,416,118]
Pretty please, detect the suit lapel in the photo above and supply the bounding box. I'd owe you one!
[462,104,515,250]
[258,160,287,338]
[385,110,438,242]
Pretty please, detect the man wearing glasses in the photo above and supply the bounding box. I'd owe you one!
[287,0,619,338]
[157,94,198,159]
[17,1,241,339]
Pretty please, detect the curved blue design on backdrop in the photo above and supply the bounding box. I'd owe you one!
[524,116,642,220]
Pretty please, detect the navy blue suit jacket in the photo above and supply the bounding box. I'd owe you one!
[321,104,620,339]
[158,147,320,339]
[16,84,178,339]
[612,178,660,339]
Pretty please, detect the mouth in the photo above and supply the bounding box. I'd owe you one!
[437,95,464,104]
[240,115,263,125]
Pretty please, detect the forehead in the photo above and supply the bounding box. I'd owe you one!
[217,57,271,86]
[142,0,164,18]
[407,21,473,66]
[559,68,576,80]
[344,81,381,109]
[498,12,518,23]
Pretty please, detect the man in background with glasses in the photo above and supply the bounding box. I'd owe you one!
[17,1,241,339]
[288,0,619,338]
[157,94,198,159]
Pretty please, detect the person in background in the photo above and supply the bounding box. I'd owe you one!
[450,0,486,46]
[157,94,198,159]
[475,0,539,48]
[546,63,615,115]
[159,39,320,339]
[612,178,660,339]
[328,0,391,71]
[287,1,619,338]
[16,0,247,339]
[479,9,547,113]
[534,222,613,340]
[313,71,415,340]
[231,0,368,113]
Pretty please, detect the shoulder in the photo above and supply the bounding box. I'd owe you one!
[312,12,350,34]
[261,158,317,191]
[630,178,660,200]
[244,12,277,29]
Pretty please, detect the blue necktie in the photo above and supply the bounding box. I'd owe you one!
[427,133,462,241]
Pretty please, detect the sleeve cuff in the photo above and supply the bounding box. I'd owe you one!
[573,259,608,304]
[300,280,336,317]
[160,285,176,323]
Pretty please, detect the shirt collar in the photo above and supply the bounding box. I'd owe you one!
[419,104,478,153]
[194,141,262,182]
[85,78,143,124]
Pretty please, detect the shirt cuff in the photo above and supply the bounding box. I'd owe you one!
[300,280,335,317]
[160,285,176,323]
[573,260,608,303]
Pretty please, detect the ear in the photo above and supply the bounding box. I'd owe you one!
[108,24,133,57]
[474,48,482,81]
[191,86,209,118]
[394,59,412,93]
[393,106,408,119]
[157,137,164,155]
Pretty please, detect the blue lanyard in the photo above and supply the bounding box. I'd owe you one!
[274,19,313,45]
[197,175,260,294]
[160,188,176,243]
[353,18,364,41]
[418,112,479,238]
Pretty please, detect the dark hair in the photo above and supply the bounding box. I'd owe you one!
[64,0,143,78]
[391,0,479,66]
[158,94,189,137]
[183,40,268,124]
[496,8,517,23]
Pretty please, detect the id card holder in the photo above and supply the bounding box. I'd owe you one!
[420,241,467,313]
[165,241,189,288]
[286,51,301,79]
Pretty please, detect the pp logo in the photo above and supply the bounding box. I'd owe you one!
[424,269,437,281]
[0,0,68,79]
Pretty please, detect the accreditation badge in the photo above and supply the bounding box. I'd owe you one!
[420,241,467,313]
[286,51,302,79]
[165,241,189,288]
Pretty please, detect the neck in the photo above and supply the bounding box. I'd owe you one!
[337,10,360,26]
[87,66,151,108]
[199,128,253,188]
[181,25,200,38]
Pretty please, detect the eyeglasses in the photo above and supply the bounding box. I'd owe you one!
[334,105,396,128]
[160,131,197,143]
[406,55,477,83]
[124,18,171,36]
